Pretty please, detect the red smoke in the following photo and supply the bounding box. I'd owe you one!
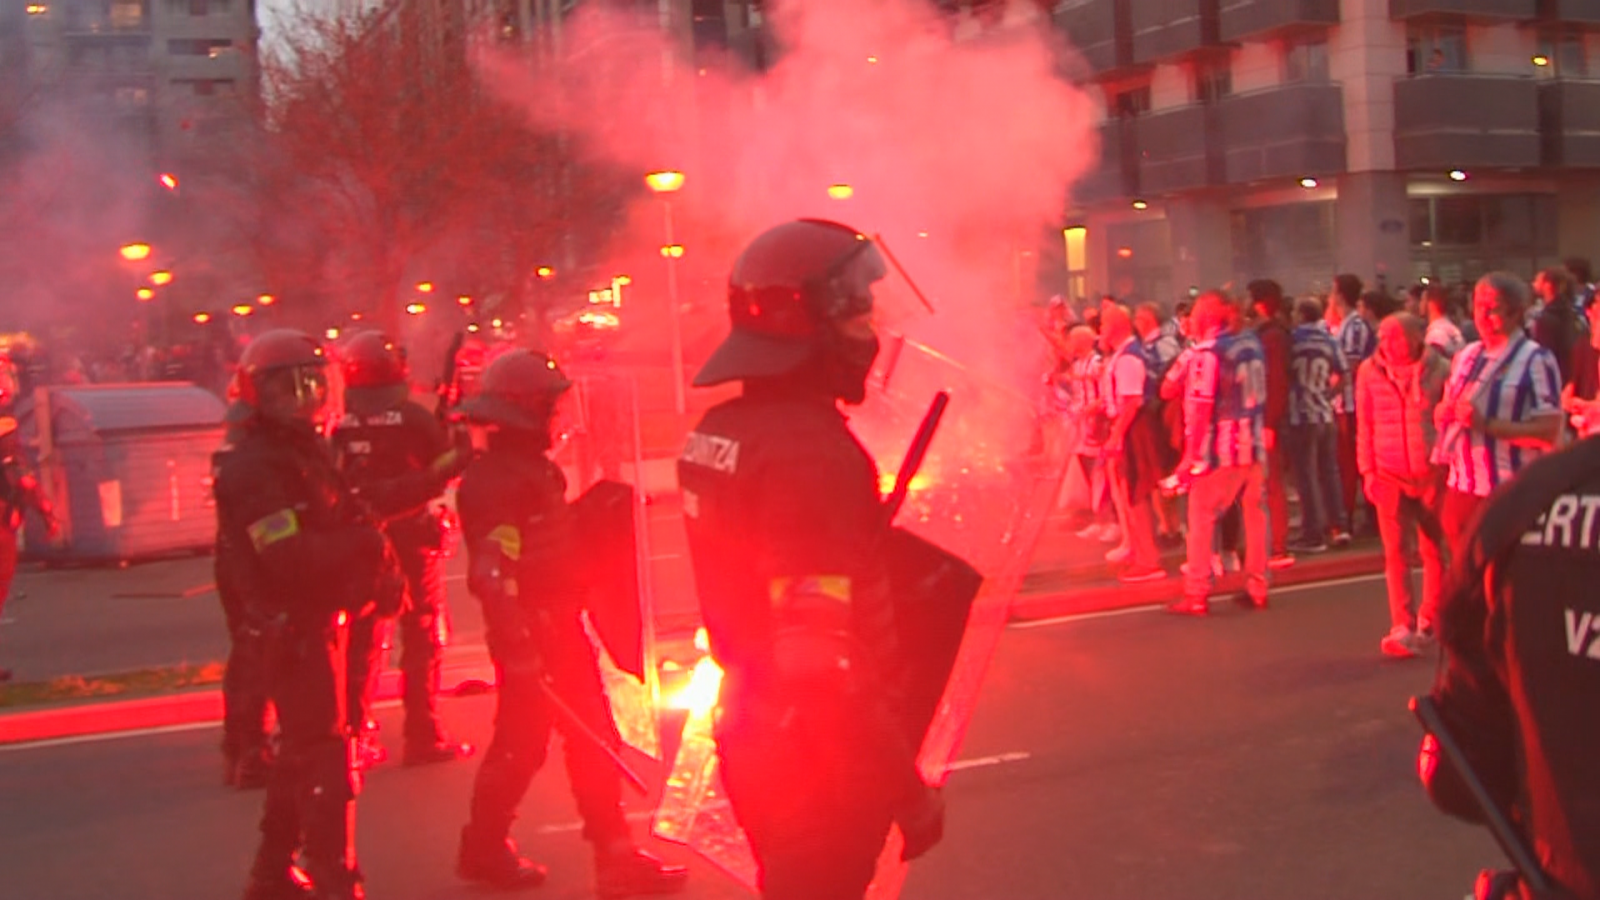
[480,0,1099,393]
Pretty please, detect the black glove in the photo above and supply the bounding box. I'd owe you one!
[896,784,945,862]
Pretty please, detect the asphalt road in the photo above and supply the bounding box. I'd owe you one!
[0,573,1498,900]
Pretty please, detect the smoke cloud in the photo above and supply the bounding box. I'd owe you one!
[480,0,1099,392]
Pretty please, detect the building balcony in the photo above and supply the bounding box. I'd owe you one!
[1074,118,1142,205]
[1136,104,1224,194]
[1054,0,1133,75]
[1130,0,1219,65]
[1219,0,1339,43]
[1536,0,1600,24]
[1393,75,1540,169]
[1538,79,1600,168]
[1217,82,1346,183]
[1388,0,1536,21]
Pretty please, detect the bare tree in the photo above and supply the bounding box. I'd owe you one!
[255,0,634,336]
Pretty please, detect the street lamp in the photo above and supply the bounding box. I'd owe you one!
[149,270,174,287]
[646,170,687,414]
[136,288,154,301]
[827,184,854,200]
[119,243,152,262]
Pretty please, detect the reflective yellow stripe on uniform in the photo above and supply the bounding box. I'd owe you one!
[487,524,522,561]
[247,509,300,553]
[769,575,852,609]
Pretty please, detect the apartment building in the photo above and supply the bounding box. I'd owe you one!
[8,0,257,169]
[1055,0,1600,303]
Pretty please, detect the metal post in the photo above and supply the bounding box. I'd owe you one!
[664,197,686,414]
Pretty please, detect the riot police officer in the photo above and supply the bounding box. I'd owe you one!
[214,329,403,900]
[330,332,472,767]
[452,349,688,896]
[677,219,947,900]
[216,394,275,788]
[0,410,58,684]
[1418,434,1600,900]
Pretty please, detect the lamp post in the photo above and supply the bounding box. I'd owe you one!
[645,170,687,414]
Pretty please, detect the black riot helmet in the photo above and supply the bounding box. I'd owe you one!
[694,218,888,404]
[340,331,408,389]
[237,329,330,425]
[453,348,572,437]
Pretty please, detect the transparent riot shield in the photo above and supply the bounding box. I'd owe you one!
[554,368,662,762]
[649,334,1075,897]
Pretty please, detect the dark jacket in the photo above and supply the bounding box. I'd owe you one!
[329,396,456,551]
[1255,317,1292,431]
[677,385,920,802]
[212,419,389,628]
[1534,298,1582,386]
[1426,435,1600,900]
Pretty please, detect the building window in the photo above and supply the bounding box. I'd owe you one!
[1408,194,1558,284]
[1111,85,1151,118]
[1232,202,1337,280]
[114,86,150,108]
[1195,58,1232,104]
[174,77,236,95]
[1406,25,1467,75]
[167,38,233,56]
[1063,226,1087,303]
[1284,37,1328,83]
[1536,31,1587,78]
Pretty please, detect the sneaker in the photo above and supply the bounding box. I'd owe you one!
[1105,544,1131,563]
[1095,523,1122,543]
[1288,539,1328,554]
[1329,529,1353,548]
[1411,628,1438,653]
[1381,626,1419,659]
[1165,597,1210,616]
[1221,552,1242,573]
[1074,521,1103,540]
[1118,565,1167,584]
[1267,553,1296,570]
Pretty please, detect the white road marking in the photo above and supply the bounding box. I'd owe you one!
[1009,572,1387,630]
[944,750,1031,772]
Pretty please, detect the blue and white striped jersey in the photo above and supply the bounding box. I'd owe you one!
[1288,324,1348,426]
[1435,335,1563,497]
[1334,314,1376,413]
[1186,329,1268,469]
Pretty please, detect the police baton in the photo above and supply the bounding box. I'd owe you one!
[884,391,950,525]
[1410,695,1555,895]
[537,676,651,797]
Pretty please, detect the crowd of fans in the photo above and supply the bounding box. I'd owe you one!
[1039,258,1597,657]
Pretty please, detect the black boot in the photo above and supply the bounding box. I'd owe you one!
[594,845,689,898]
[242,858,313,900]
[457,824,548,889]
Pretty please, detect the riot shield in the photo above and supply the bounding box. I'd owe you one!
[650,334,1075,897]
[554,369,662,761]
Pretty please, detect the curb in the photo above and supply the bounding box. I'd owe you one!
[0,552,1386,748]
[1009,549,1387,621]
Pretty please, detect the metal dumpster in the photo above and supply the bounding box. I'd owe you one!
[21,383,226,563]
